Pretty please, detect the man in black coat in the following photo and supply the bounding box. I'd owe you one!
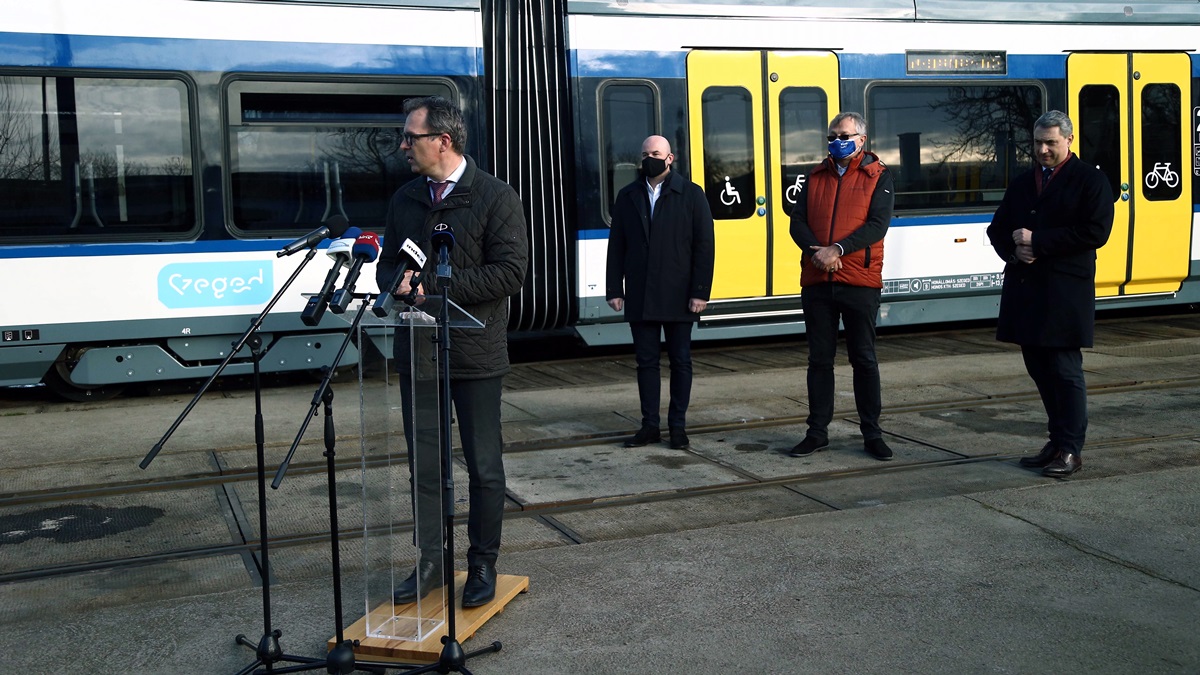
[376,96,528,608]
[987,110,1114,477]
[606,135,715,450]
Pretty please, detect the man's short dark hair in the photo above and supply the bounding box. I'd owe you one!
[404,95,467,154]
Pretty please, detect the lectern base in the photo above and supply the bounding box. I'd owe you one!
[333,572,530,663]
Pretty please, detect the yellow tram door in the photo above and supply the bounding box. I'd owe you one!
[1068,52,1192,297]
[686,50,840,300]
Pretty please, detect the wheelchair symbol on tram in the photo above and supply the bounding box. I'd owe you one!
[1144,162,1180,189]
[719,176,741,206]
[784,174,807,205]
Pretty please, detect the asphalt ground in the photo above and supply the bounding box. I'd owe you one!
[1,312,1199,673]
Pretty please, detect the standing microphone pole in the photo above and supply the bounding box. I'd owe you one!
[267,294,405,675]
[138,215,350,674]
[405,223,502,674]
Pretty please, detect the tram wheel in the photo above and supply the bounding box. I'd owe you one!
[43,362,126,402]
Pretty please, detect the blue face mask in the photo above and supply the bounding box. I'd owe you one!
[828,138,858,160]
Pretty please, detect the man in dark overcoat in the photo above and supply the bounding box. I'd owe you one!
[987,110,1114,477]
[606,135,715,450]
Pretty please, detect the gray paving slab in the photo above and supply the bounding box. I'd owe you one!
[503,444,749,506]
[0,450,214,494]
[0,554,252,624]
[551,487,829,544]
[975,466,1200,589]
[0,487,232,572]
[794,459,1045,509]
[883,402,1052,456]
[684,420,959,479]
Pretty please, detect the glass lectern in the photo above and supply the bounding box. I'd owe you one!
[354,296,482,643]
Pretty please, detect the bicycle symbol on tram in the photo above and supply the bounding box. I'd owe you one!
[784,173,807,204]
[1144,162,1180,189]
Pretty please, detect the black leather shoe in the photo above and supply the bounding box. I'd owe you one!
[462,562,497,608]
[789,436,829,457]
[1043,451,1082,478]
[1019,442,1059,468]
[393,558,445,605]
[865,437,894,461]
[669,428,689,449]
[624,426,661,447]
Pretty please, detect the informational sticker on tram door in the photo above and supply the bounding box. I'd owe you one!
[1193,107,1200,176]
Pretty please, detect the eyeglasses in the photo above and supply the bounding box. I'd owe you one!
[401,132,442,145]
[827,133,862,142]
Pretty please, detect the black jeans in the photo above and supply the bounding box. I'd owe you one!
[1021,346,1087,455]
[801,283,882,441]
[400,374,505,568]
[630,321,694,430]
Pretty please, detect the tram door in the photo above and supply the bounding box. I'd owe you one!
[686,51,840,300]
[1068,52,1192,297]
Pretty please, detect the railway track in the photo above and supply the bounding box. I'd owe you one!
[3,369,1198,584]
[2,309,1197,589]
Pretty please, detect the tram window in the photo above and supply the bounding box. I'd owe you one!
[227,82,449,234]
[701,86,755,219]
[778,87,828,216]
[867,84,1043,211]
[0,75,194,240]
[599,82,657,223]
[1140,83,1182,201]
[1077,85,1121,201]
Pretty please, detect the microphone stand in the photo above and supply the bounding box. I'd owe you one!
[401,266,501,674]
[270,295,399,675]
[138,246,325,674]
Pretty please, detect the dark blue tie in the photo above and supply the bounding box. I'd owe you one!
[1042,167,1053,184]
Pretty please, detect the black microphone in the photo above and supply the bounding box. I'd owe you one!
[276,214,350,257]
[300,226,360,326]
[432,222,455,281]
[329,231,381,314]
[372,238,429,317]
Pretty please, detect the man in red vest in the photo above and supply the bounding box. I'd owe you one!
[789,112,895,461]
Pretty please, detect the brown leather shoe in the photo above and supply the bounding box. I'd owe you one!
[1019,442,1059,468]
[1042,451,1082,478]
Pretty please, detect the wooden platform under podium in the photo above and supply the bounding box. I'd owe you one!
[332,572,529,663]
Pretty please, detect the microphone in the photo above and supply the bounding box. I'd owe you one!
[329,231,381,314]
[372,238,429,317]
[432,222,455,281]
[276,215,350,257]
[300,226,361,326]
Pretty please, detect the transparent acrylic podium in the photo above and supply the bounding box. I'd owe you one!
[354,295,483,650]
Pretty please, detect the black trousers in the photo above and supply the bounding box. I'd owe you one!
[801,283,883,441]
[1021,345,1087,455]
[400,374,505,568]
[630,320,694,430]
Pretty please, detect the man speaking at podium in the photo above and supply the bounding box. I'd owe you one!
[376,95,528,608]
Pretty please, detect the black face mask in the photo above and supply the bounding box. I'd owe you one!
[641,156,668,178]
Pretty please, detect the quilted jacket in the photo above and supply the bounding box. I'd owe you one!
[376,155,529,379]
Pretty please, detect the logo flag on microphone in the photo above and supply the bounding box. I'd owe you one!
[330,231,381,314]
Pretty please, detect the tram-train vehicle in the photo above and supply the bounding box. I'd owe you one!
[1,0,1198,400]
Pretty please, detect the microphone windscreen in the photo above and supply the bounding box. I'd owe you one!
[324,215,350,238]
[353,232,381,262]
[431,223,455,250]
[326,227,361,259]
